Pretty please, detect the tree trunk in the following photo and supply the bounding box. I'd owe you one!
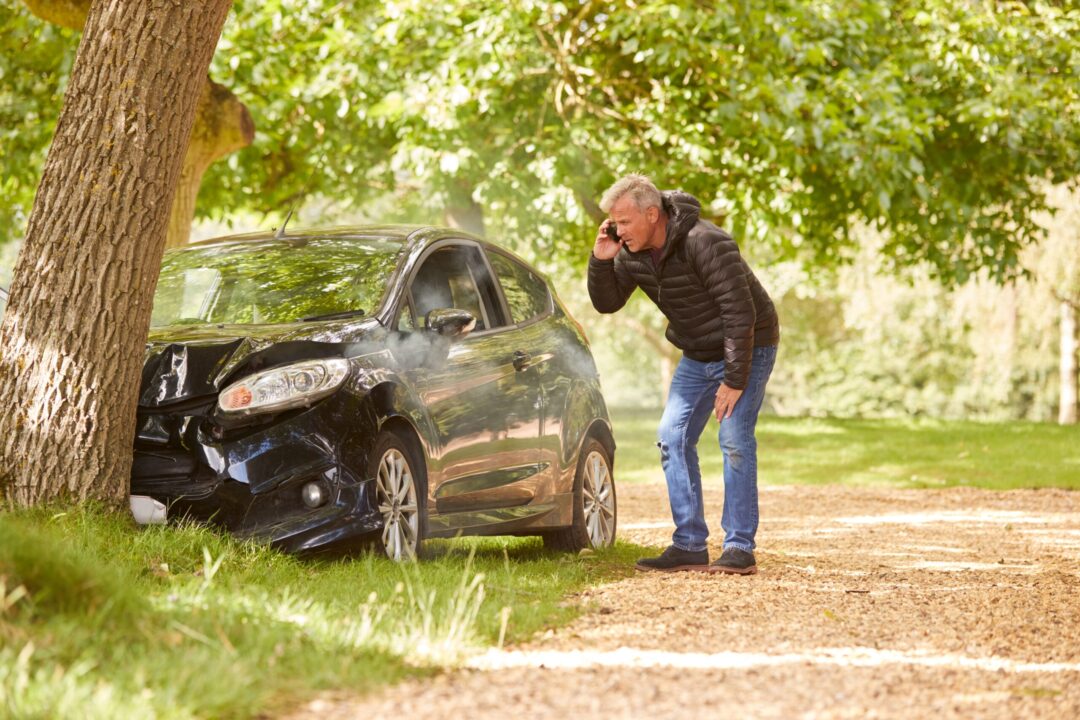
[0,0,233,507]
[23,0,254,250]
[444,182,485,236]
[1060,300,1078,425]
[659,352,675,406]
[165,79,254,248]
[574,188,605,224]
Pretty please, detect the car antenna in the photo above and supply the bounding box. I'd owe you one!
[271,151,327,239]
[274,208,294,239]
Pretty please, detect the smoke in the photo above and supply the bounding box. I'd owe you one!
[383,329,452,370]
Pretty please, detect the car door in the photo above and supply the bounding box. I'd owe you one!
[397,241,543,525]
[483,248,561,488]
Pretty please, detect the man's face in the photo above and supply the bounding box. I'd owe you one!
[609,196,660,252]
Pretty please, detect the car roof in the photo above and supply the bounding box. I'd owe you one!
[181,224,428,250]
[173,224,548,282]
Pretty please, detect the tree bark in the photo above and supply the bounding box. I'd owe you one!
[0,0,233,507]
[23,0,254,249]
[575,188,605,224]
[1060,300,1078,425]
[166,79,254,248]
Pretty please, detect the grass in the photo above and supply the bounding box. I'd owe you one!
[5,410,1076,717]
[0,505,641,719]
[610,407,1080,490]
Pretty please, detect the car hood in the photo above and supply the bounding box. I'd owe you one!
[140,319,384,408]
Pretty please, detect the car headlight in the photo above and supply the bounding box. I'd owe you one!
[217,358,350,415]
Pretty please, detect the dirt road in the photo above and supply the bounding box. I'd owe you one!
[292,484,1080,719]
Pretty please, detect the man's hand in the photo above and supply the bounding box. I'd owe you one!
[714,384,743,422]
[593,219,622,260]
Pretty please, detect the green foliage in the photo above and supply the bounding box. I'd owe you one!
[198,1,397,223]
[0,2,76,243]
[758,234,1071,421]
[3,1,1079,284]
[610,406,1080,490]
[579,185,1080,423]
[0,504,638,718]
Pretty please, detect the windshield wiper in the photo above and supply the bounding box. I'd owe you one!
[301,309,367,322]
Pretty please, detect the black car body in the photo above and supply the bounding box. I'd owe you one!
[131,226,616,556]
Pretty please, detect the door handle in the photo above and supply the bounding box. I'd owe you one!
[512,350,531,372]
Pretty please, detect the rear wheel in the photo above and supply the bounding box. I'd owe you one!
[370,430,426,561]
[544,438,616,552]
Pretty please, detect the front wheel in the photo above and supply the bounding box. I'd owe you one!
[370,430,426,561]
[544,438,617,552]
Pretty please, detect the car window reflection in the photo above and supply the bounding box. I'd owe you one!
[410,245,501,331]
[151,237,403,327]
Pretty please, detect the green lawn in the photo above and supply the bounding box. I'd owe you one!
[0,506,640,719]
[4,412,1076,717]
[611,407,1080,490]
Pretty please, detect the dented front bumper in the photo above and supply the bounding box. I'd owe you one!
[130,393,382,553]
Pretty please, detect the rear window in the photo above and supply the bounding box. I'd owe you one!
[151,237,403,327]
[486,250,552,325]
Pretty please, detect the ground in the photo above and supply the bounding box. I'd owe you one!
[286,483,1080,719]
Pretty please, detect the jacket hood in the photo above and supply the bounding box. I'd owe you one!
[659,191,701,264]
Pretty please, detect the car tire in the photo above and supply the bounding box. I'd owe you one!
[543,437,617,552]
[370,429,427,561]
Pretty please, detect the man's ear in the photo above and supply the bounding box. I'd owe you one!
[647,206,659,223]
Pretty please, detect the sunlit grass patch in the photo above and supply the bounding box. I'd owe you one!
[0,505,641,718]
[610,407,1080,490]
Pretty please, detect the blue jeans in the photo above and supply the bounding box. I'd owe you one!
[657,345,777,553]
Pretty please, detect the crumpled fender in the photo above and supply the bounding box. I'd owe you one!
[345,350,439,464]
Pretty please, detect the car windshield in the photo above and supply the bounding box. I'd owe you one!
[151,236,403,327]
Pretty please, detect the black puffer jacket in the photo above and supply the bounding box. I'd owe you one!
[588,191,780,390]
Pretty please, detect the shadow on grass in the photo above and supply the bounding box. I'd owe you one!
[0,504,647,719]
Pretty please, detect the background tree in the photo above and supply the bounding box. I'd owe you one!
[0,3,75,244]
[1,0,1079,489]
[0,0,233,506]
[297,0,1080,284]
[16,0,254,248]
[1031,184,1080,424]
[5,0,1077,276]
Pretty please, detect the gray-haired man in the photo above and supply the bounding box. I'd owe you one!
[588,174,780,574]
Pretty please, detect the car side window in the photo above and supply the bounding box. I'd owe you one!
[397,301,417,331]
[486,250,552,325]
[408,245,506,332]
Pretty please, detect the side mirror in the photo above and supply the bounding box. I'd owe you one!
[425,308,476,339]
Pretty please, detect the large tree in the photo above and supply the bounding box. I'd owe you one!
[0,0,233,506]
[1030,184,1080,424]
[19,0,254,248]
[6,1,1078,277]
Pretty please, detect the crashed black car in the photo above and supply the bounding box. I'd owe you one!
[131,226,617,559]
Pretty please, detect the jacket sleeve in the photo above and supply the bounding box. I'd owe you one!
[687,232,756,389]
[587,253,636,314]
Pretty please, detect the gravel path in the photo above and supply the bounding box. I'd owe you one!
[288,484,1080,719]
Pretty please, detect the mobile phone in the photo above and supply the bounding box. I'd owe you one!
[605,223,619,241]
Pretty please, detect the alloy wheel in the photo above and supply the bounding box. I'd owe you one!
[375,447,419,561]
[582,450,615,547]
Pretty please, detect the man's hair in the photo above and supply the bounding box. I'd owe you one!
[599,174,662,213]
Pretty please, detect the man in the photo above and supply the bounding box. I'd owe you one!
[588,174,780,575]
